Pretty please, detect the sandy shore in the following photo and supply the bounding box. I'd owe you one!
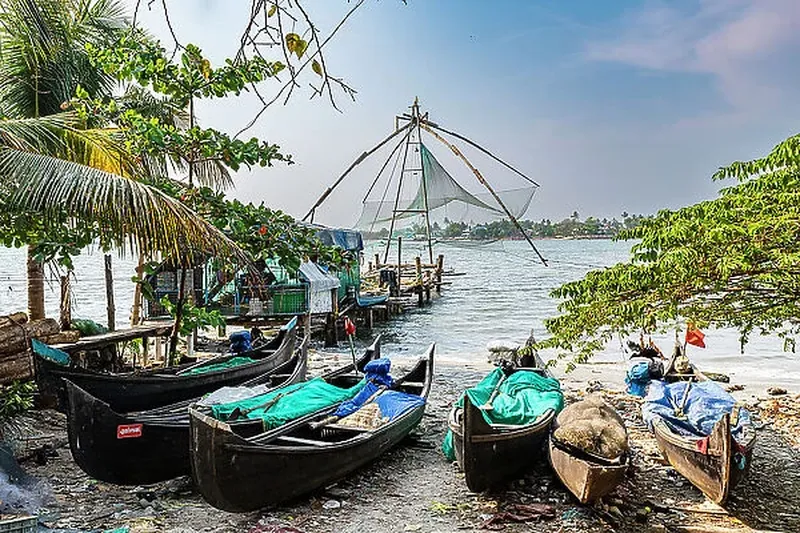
[2,355,798,533]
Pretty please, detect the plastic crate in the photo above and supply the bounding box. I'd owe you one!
[0,516,37,533]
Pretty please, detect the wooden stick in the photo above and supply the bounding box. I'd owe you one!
[420,123,548,266]
[303,122,412,222]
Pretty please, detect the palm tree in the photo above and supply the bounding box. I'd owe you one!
[0,0,244,319]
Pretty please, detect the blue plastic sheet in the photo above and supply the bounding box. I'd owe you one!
[372,390,426,419]
[334,358,394,418]
[625,361,651,397]
[316,228,364,252]
[642,380,751,439]
[31,339,71,366]
[229,330,252,354]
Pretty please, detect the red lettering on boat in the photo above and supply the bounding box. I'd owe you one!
[117,424,143,439]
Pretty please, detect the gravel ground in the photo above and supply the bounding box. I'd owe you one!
[3,358,799,533]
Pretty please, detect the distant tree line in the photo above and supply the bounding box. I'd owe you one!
[362,212,648,240]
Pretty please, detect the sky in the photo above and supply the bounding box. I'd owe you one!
[129,0,800,226]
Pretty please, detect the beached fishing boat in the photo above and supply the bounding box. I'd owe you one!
[35,317,298,413]
[444,353,564,492]
[65,335,312,485]
[548,438,628,504]
[644,378,756,504]
[547,395,629,504]
[189,343,434,512]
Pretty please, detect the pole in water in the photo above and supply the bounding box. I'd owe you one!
[343,316,359,374]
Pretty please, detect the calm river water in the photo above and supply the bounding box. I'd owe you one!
[0,239,796,390]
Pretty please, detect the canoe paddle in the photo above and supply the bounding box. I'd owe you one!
[480,373,508,411]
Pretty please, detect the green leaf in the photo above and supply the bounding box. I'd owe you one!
[312,59,323,77]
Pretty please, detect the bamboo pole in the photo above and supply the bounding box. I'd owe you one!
[59,274,71,331]
[422,120,541,187]
[303,122,412,223]
[131,254,145,326]
[104,255,116,331]
[420,123,548,266]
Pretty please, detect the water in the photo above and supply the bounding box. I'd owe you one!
[1,240,797,390]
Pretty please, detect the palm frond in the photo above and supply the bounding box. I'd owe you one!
[0,148,248,264]
[0,112,136,176]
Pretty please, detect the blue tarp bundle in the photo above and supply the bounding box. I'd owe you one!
[316,228,364,252]
[625,361,651,397]
[642,380,751,440]
[334,358,394,418]
[31,339,71,366]
[229,330,252,354]
[371,390,426,419]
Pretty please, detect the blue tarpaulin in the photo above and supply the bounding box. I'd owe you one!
[229,330,252,354]
[316,228,364,252]
[334,358,394,418]
[625,361,651,397]
[31,339,71,366]
[642,380,751,440]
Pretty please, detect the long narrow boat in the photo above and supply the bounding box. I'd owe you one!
[548,397,629,504]
[446,352,562,492]
[35,317,298,412]
[189,343,434,512]
[65,335,314,485]
[644,365,756,505]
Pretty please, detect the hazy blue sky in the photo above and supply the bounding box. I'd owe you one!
[130,0,800,226]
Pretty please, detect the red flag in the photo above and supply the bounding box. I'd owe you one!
[686,324,706,348]
[343,317,356,336]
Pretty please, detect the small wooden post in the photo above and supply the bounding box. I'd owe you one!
[59,275,71,331]
[131,254,145,326]
[142,335,150,368]
[104,254,116,332]
[415,256,423,307]
[396,237,402,296]
[374,254,380,270]
[436,254,444,294]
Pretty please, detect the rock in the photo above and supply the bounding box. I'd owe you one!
[325,487,351,499]
[768,387,787,396]
[322,499,341,510]
[404,525,423,532]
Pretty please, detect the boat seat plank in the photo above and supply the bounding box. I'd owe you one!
[325,424,372,433]
[275,435,334,447]
[396,381,425,388]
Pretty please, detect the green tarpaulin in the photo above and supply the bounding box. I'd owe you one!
[211,377,366,430]
[442,368,564,460]
[183,356,256,375]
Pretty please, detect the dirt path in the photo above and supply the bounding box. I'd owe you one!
[8,364,800,533]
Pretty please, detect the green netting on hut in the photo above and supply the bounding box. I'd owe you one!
[338,264,361,301]
[182,356,256,376]
[442,368,564,460]
[211,377,366,430]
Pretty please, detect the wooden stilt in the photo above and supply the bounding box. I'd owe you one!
[59,274,71,331]
[104,254,116,332]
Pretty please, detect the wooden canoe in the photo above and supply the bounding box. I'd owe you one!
[189,343,434,512]
[651,411,755,504]
[65,335,311,485]
[36,317,298,412]
[447,353,558,492]
[548,436,628,504]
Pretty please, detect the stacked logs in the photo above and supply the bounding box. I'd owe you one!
[0,313,80,384]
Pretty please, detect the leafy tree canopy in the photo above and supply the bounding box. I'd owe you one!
[539,134,800,369]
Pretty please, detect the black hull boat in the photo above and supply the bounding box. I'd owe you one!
[189,343,434,512]
[66,336,312,485]
[36,318,298,412]
[446,352,560,492]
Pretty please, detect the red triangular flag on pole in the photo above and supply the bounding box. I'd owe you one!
[686,324,706,348]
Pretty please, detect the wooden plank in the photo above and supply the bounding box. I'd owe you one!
[52,322,172,353]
